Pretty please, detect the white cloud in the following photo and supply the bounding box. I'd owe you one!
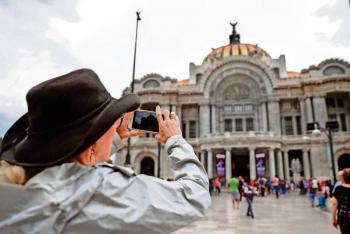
[315,0,350,47]
[0,0,349,136]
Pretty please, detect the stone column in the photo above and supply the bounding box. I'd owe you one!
[249,147,256,180]
[305,97,313,124]
[302,149,311,179]
[269,148,276,179]
[211,105,217,134]
[200,104,210,137]
[313,95,327,129]
[299,98,307,134]
[161,104,170,111]
[225,148,232,182]
[268,100,281,135]
[277,149,284,179]
[171,105,176,114]
[283,150,290,181]
[219,106,224,133]
[207,150,213,178]
[200,150,206,166]
[261,102,268,132]
[176,105,182,122]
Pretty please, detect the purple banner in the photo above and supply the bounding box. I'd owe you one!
[216,154,225,177]
[256,153,266,177]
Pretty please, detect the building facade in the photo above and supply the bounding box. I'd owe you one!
[121,27,350,182]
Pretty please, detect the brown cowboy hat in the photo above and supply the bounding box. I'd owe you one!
[0,69,140,167]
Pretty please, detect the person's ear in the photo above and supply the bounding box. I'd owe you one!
[89,143,96,165]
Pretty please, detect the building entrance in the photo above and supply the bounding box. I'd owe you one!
[338,154,350,171]
[140,157,155,176]
[231,148,249,178]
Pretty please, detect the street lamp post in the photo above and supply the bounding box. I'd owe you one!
[309,120,339,183]
[125,11,141,167]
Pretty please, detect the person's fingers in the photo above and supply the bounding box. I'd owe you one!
[170,112,176,119]
[115,118,122,131]
[163,109,170,121]
[155,106,164,125]
[155,133,161,142]
[129,129,143,136]
[122,112,132,127]
[175,115,180,124]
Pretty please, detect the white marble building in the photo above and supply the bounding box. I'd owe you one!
[121,27,350,182]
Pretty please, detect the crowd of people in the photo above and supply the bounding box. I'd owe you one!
[298,177,333,208]
[209,169,350,234]
[210,175,295,199]
[209,175,295,219]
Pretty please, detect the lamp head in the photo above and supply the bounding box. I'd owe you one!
[312,128,321,136]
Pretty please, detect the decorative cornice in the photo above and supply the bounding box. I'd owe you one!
[301,58,350,74]
[134,73,178,84]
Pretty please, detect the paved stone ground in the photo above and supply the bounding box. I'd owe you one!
[174,192,339,234]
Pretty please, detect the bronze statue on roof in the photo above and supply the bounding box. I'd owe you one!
[229,22,240,44]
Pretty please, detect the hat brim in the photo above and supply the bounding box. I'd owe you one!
[1,94,140,167]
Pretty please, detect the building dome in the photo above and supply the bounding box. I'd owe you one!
[203,43,271,64]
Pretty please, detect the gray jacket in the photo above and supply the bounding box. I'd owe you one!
[0,135,211,234]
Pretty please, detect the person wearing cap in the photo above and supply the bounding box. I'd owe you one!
[0,69,211,233]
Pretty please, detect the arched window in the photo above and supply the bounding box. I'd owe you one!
[323,66,345,76]
[143,79,160,88]
[140,157,155,176]
[338,154,350,171]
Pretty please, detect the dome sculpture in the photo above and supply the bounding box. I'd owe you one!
[203,22,271,64]
[203,43,271,64]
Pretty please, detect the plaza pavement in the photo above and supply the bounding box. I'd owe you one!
[174,192,338,234]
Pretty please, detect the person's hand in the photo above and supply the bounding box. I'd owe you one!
[116,111,143,139]
[332,218,338,229]
[155,105,182,143]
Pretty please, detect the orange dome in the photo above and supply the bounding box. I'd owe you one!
[203,43,270,64]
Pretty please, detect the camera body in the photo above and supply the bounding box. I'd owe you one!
[131,110,159,133]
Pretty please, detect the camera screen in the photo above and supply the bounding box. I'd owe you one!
[132,111,159,132]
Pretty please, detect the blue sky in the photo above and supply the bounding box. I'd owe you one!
[0,0,349,136]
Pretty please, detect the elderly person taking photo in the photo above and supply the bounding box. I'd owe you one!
[0,69,211,233]
[332,168,350,234]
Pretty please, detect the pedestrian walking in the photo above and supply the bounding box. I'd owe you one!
[258,176,266,197]
[243,179,256,218]
[228,176,240,209]
[239,176,244,201]
[214,176,222,196]
[308,179,316,207]
[272,175,280,198]
[209,178,214,196]
[0,69,211,234]
[332,168,350,234]
[318,181,327,209]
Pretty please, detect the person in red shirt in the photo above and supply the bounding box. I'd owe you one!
[213,176,222,195]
